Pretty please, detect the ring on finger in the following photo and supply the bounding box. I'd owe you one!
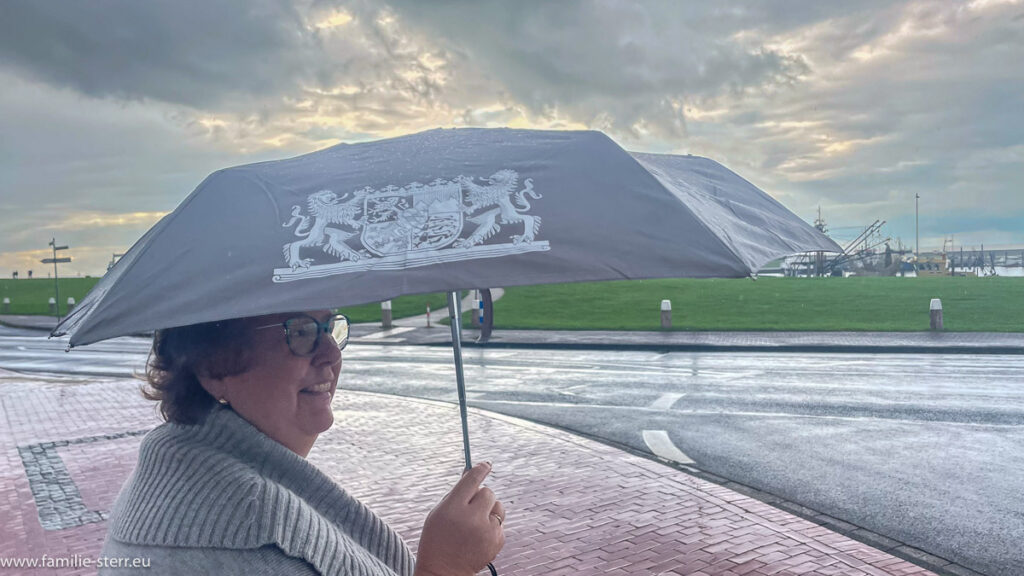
[490,513,504,526]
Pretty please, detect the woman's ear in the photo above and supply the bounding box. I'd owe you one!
[197,374,227,404]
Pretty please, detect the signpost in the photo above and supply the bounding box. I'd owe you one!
[41,239,71,321]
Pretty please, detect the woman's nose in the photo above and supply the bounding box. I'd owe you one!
[317,332,343,365]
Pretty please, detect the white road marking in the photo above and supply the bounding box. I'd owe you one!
[650,392,685,410]
[642,430,695,464]
[358,327,416,339]
[351,337,407,343]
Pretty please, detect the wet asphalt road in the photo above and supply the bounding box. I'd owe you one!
[1,327,1022,575]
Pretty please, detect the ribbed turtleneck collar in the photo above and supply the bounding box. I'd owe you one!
[106,406,414,576]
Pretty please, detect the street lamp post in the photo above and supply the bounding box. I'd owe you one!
[915,193,920,264]
[41,239,71,321]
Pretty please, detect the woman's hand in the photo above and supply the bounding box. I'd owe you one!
[414,462,505,576]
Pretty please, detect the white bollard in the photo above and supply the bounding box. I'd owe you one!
[67,297,76,313]
[381,300,392,329]
[930,299,943,331]
[48,297,57,314]
[661,299,672,329]
[426,304,431,328]
[470,298,481,327]
[2,297,9,314]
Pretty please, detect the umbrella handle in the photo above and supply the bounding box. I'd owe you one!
[447,291,473,471]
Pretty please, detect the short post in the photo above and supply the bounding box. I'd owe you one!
[48,297,57,315]
[661,299,672,329]
[2,297,9,314]
[470,291,481,327]
[381,300,392,329]
[67,297,76,313]
[426,304,431,328]
[479,288,494,343]
[930,298,943,331]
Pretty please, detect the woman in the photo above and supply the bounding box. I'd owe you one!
[100,310,505,575]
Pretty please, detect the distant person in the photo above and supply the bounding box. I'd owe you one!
[100,311,504,575]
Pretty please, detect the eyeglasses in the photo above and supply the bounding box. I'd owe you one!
[254,313,349,357]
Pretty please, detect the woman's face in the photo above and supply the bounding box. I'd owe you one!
[204,309,343,456]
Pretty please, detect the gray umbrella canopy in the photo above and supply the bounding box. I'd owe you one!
[55,128,838,346]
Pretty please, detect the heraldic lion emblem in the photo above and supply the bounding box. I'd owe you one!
[456,169,542,248]
[282,189,369,270]
[279,170,546,275]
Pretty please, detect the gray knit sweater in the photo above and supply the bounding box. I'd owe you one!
[99,406,415,576]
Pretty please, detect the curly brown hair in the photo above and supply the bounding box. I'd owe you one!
[142,318,253,424]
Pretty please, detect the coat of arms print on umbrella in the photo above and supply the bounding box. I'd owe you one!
[277,169,548,282]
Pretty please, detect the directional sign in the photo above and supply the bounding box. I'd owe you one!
[41,257,72,264]
[53,245,69,251]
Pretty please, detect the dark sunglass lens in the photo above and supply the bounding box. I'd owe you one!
[286,317,319,355]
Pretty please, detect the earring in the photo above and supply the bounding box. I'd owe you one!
[218,397,229,405]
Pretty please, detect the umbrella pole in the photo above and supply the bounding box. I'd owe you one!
[447,291,473,471]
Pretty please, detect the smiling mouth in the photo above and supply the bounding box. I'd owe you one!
[301,382,333,394]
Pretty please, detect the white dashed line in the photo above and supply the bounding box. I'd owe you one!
[649,392,685,410]
[642,430,695,464]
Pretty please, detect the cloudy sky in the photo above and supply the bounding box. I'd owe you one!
[1,0,1022,277]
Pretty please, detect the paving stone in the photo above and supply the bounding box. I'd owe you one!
[1,372,946,575]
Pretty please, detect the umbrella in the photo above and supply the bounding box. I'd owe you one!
[54,127,839,468]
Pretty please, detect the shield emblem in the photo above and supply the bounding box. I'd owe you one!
[362,180,463,257]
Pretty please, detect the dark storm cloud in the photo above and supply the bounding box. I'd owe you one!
[378,0,816,139]
[0,0,315,107]
[1,0,1023,275]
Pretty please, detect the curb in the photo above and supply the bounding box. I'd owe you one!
[0,319,57,332]
[5,317,1022,356]
[451,341,1024,355]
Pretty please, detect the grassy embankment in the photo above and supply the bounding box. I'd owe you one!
[0,278,102,315]
[469,276,1024,332]
[3,276,1022,332]
[0,278,449,324]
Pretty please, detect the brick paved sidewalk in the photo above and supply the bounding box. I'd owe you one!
[0,369,936,576]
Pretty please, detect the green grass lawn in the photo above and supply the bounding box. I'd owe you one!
[0,278,102,315]
[472,276,1024,332]
[4,276,1021,332]
[0,277,451,324]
